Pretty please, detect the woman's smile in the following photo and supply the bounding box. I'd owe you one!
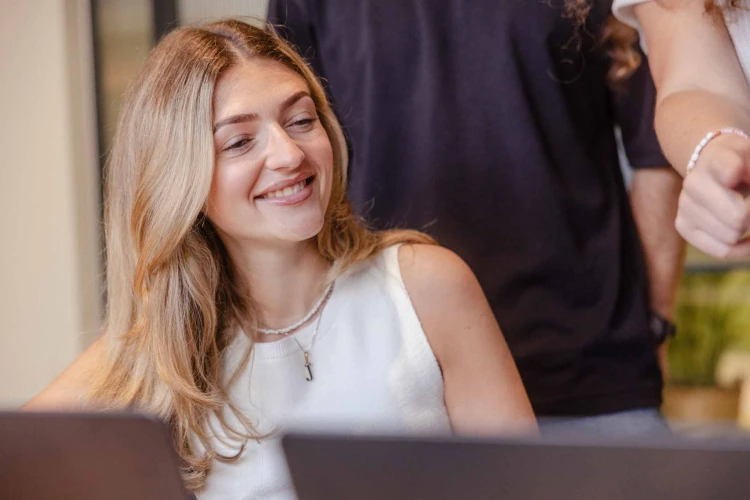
[255,174,315,205]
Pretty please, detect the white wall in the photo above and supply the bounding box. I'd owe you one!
[0,0,102,406]
[178,0,269,25]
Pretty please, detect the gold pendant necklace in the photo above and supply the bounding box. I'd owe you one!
[302,351,313,382]
[288,282,334,382]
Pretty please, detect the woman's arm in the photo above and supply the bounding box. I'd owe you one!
[634,0,750,258]
[21,338,104,410]
[399,244,537,436]
[636,0,750,172]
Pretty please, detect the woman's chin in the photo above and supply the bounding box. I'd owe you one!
[275,218,326,243]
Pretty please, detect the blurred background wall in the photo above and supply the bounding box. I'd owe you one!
[0,0,101,406]
[0,0,269,407]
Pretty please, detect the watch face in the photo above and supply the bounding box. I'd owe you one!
[649,313,675,344]
[650,316,663,335]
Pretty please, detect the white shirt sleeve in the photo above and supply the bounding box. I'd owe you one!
[612,0,651,53]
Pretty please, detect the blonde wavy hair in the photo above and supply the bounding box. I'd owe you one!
[89,19,432,491]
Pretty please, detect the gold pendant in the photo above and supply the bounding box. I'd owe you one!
[303,351,313,381]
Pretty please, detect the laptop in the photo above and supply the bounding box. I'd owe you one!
[0,412,189,500]
[283,432,750,499]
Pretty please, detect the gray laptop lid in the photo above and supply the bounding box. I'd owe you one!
[283,432,750,500]
[0,412,188,500]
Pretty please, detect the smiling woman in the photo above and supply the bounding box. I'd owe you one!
[22,19,536,498]
[209,60,333,244]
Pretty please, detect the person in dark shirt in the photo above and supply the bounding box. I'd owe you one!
[267,0,685,430]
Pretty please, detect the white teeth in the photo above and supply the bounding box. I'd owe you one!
[264,180,307,199]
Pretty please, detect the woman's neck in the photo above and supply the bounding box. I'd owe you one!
[223,237,331,340]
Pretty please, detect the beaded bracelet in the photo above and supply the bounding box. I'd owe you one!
[686,127,749,173]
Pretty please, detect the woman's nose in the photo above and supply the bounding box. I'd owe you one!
[264,124,305,171]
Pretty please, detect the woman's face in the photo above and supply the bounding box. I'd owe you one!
[207,58,334,247]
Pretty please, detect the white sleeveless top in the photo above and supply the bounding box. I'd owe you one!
[196,246,451,500]
[613,0,750,84]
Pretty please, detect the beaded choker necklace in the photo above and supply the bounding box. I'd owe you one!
[256,282,335,381]
[256,281,335,336]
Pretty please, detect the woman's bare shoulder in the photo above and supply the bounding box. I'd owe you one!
[397,243,481,307]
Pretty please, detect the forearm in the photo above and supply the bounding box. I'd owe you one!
[633,1,750,176]
[655,90,750,176]
[630,168,686,319]
[21,338,104,411]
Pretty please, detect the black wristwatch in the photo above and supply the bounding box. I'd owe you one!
[649,312,676,345]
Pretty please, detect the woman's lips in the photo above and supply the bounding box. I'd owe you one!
[256,176,314,205]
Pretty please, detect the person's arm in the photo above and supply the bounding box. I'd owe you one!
[398,244,537,436]
[633,0,750,258]
[611,36,686,345]
[630,168,685,320]
[21,338,104,410]
[630,168,685,371]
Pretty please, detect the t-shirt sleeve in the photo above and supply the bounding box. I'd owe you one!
[266,0,327,80]
[611,51,668,169]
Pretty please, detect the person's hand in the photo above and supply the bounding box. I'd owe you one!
[675,134,750,258]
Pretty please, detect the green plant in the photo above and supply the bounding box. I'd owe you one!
[671,269,750,385]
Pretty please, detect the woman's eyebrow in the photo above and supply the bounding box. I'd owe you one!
[213,113,258,133]
[213,91,312,133]
[279,90,311,114]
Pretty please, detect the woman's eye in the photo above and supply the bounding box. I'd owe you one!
[289,117,317,130]
[226,138,252,151]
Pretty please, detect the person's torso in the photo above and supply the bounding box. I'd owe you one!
[290,0,662,415]
[197,246,451,499]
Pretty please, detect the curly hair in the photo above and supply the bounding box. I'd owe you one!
[564,0,642,88]
[557,0,746,88]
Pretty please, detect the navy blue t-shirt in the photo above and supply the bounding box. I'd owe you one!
[268,0,667,416]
